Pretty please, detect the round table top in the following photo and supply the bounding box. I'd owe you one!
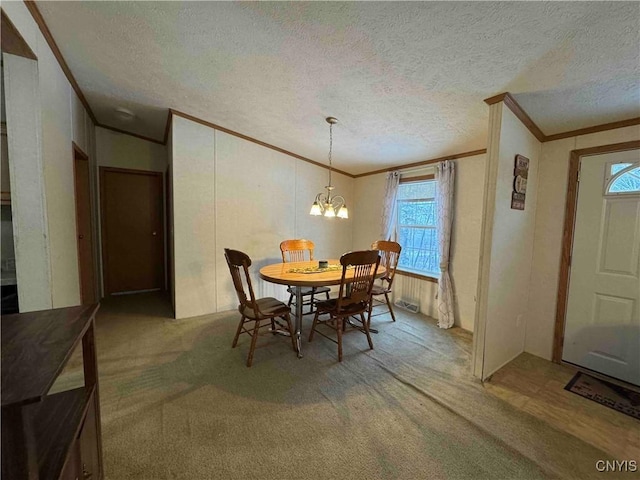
[259,260,386,287]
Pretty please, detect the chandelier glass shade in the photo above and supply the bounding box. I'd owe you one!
[310,117,349,219]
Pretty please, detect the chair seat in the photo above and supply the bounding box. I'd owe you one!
[242,297,290,320]
[371,284,392,295]
[316,298,368,316]
[286,286,331,295]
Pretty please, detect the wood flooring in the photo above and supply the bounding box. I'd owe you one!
[485,353,640,461]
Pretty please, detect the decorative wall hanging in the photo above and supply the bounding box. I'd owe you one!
[511,154,529,210]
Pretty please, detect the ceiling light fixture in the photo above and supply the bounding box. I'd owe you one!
[114,107,135,121]
[310,117,348,219]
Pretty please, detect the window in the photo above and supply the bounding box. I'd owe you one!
[396,179,439,277]
[605,162,640,195]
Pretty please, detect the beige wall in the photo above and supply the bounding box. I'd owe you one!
[450,156,485,331]
[3,53,52,312]
[352,156,485,332]
[3,2,97,310]
[525,125,640,360]
[172,116,216,319]
[171,115,354,319]
[96,127,167,172]
[352,172,386,250]
[474,103,541,379]
[39,36,81,307]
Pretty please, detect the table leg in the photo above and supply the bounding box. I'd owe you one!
[295,286,303,358]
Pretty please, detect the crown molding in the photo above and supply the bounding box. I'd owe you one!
[484,91,640,144]
[353,149,487,178]
[485,92,545,142]
[24,1,96,124]
[169,109,355,178]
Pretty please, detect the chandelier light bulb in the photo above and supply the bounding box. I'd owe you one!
[310,202,322,216]
[324,204,336,217]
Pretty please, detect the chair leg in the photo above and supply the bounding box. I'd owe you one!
[232,315,246,348]
[367,300,374,329]
[284,314,296,352]
[385,293,396,322]
[309,311,320,342]
[287,293,294,307]
[337,316,343,362]
[246,319,261,367]
[361,312,374,350]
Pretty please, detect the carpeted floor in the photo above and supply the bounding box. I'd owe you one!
[55,292,633,479]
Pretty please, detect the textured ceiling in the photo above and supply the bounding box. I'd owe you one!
[36,1,640,175]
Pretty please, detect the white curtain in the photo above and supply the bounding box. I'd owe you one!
[436,160,455,329]
[380,171,400,241]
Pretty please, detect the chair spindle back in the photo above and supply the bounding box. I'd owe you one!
[336,250,380,310]
[224,248,259,318]
[280,239,315,263]
[371,240,402,287]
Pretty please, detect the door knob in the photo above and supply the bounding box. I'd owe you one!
[79,234,84,240]
[152,232,157,236]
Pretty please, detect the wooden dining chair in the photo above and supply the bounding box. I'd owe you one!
[308,250,380,362]
[280,239,330,314]
[224,248,296,367]
[368,240,402,326]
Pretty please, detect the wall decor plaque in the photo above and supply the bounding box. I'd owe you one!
[511,154,529,210]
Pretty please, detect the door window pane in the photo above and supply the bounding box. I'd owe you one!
[608,167,640,194]
[611,163,633,175]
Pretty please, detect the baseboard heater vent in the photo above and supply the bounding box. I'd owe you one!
[394,299,419,313]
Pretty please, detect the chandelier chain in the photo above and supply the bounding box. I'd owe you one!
[328,121,333,188]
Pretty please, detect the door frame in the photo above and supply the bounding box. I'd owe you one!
[73,142,96,303]
[99,166,164,295]
[552,140,640,363]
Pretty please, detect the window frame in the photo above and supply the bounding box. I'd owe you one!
[395,175,439,282]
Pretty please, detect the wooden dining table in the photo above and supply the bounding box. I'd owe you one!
[259,260,386,357]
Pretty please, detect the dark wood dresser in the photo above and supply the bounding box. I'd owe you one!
[2,304,104,479]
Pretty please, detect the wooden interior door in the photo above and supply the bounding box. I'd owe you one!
[100,167,164,295]
[74,146,96,304]
[563,150,640,386]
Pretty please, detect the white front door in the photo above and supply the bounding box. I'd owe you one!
[563,150,640,386]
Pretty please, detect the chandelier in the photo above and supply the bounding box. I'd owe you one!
[310,117,349,219]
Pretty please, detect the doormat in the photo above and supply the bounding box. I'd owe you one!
[564,372,640,420]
